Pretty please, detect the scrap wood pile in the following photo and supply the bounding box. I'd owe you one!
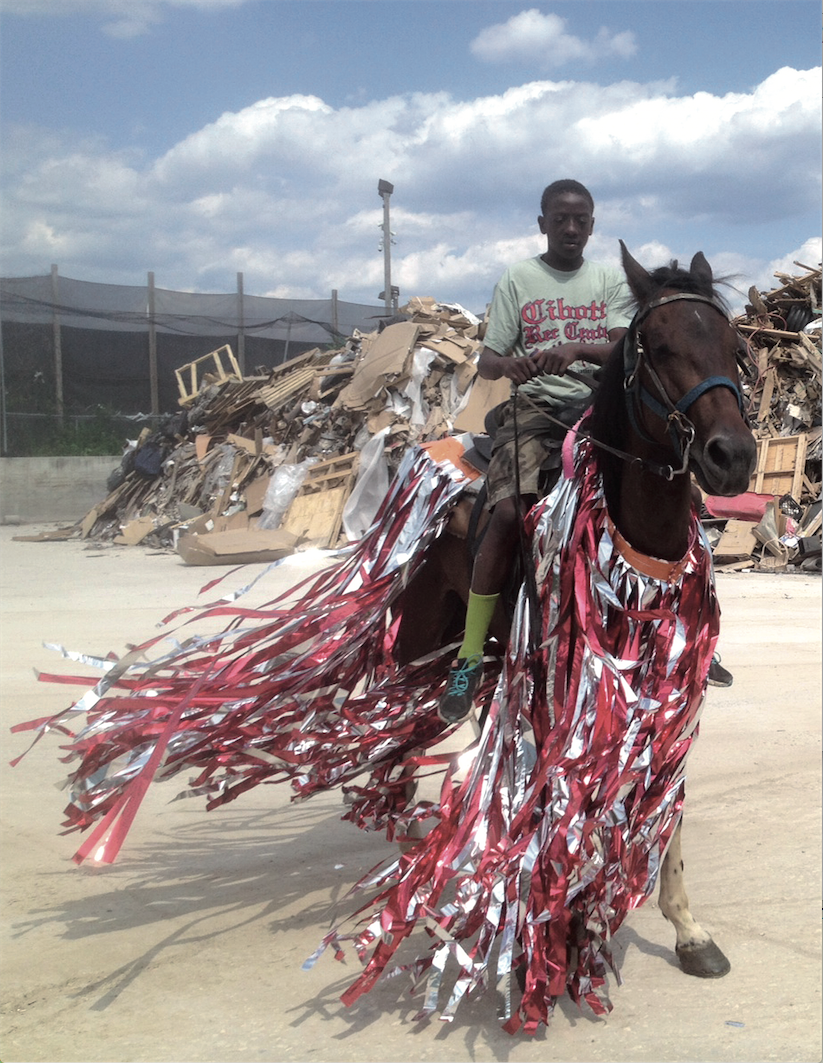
[60,266,822,573]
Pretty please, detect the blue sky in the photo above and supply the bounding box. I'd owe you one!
[0,0,820,314]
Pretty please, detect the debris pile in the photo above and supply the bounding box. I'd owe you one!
[72,299,508,562]
[40,266,822,573]
[736,263,821,449]
[707,262,821,572]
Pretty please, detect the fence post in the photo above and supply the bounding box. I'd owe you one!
[147,271,159,415]
[51,264,64,426]
[332,289,339,339]
[237,271,246,376]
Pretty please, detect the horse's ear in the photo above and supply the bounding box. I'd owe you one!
[689,252,713,291]
[620,240,654,302]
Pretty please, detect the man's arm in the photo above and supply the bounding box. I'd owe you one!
[478,327,627,383]
[536,328,628,373]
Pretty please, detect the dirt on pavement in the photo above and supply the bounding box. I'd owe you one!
[1,525,820,1063]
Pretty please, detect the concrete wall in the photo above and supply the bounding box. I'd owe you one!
[0,456,118,523]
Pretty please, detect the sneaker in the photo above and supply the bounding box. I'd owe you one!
[707,654,733,687]
[439,655,483,724]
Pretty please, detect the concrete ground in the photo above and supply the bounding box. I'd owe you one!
[0,524,820,1063]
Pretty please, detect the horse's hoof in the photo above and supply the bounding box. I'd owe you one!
[676,939,731,978]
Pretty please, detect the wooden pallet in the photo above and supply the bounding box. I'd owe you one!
[176,345,242,405]
[749,434,807,499]
[282,452,359,547]
[255,366,321,412]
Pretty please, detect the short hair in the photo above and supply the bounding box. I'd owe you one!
[541,180,594,215]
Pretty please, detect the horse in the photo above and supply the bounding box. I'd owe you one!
[391,240,756,989]
[17,241,757,1034]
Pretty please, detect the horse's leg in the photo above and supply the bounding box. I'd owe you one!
[394,528,473,852]
[394,532,468,667]
[659,819,731,977]
[398,716,479,854]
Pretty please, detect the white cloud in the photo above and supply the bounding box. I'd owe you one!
[470,9,637,68]
[765,238,823,287]
[1,67,819,310]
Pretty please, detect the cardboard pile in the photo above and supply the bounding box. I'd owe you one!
[38,266,821,573]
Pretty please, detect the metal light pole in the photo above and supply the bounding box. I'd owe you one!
[377,179,397,312]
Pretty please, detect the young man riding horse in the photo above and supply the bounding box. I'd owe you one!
[439,180,632,722]
[439,179,734,724]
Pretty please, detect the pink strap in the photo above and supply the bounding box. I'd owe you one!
[562,415,587,479]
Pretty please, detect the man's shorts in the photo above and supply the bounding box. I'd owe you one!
[484,396,577,508]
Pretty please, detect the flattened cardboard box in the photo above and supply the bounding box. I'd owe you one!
[453,375,511,433]
[177,527,298,566]
[336,322,421,410]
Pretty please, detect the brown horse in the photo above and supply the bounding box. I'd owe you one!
[393,240,756,981]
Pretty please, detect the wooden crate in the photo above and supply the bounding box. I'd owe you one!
[749,434,807,499]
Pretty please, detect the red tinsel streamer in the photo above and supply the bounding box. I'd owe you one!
[12,437,719,1035]
[12,447,481,860]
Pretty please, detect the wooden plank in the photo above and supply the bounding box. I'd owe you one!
[756,367,777,422]
[737,324,806,341]
[313,365,355,377]
[714,558,756,572]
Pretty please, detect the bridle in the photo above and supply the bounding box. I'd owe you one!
[622,292,745,475]
[512,290,748,482]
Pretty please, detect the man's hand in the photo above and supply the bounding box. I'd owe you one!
[529,342,581,377]
[478,343,583,383]
[478,332,626,382]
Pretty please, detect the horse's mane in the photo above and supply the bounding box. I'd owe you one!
[584,259,729,486]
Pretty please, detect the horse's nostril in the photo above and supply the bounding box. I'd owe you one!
[705,436,730,468]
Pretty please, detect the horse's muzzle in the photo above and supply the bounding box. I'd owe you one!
[690,428,757,497]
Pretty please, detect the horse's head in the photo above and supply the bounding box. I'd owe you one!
[619,241,757,497]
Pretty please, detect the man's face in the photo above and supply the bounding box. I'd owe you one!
[538,192,595,266]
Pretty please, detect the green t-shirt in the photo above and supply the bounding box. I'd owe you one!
[483,256,633,408]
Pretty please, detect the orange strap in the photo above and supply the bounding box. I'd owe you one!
[607,517,688,585]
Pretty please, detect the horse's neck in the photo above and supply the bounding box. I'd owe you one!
[607,462,694,562]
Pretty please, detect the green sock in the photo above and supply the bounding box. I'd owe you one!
[458,591,500,660]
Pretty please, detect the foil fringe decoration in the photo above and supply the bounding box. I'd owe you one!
[12,446,481,859]
[12,437,720,1036]
[297,437,719,1035]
